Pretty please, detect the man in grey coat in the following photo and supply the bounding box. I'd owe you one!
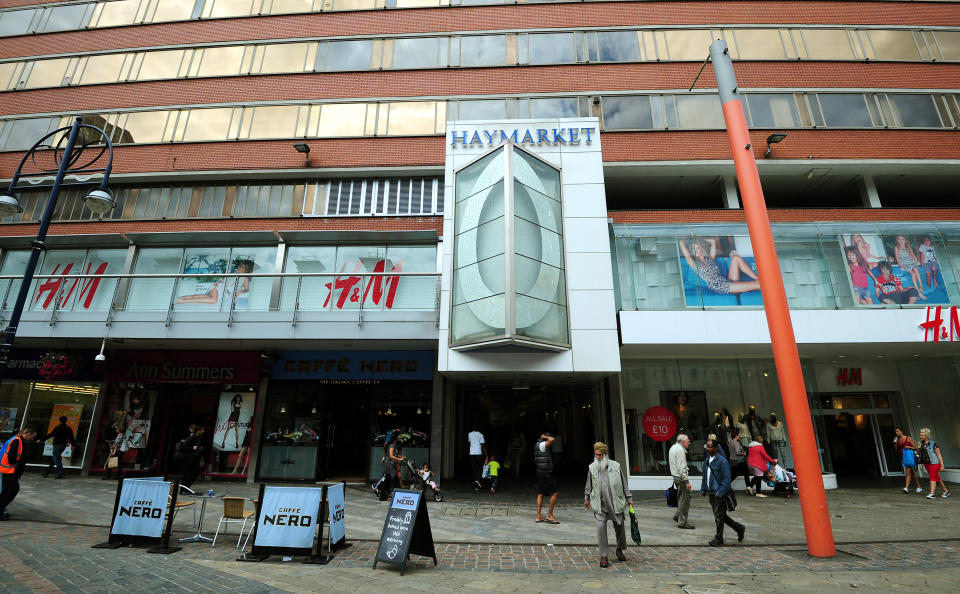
[584,441,632,568]
[669,433,695,529]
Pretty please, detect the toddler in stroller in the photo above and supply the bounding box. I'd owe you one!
[765,462,798,498]
[408,460,444,502]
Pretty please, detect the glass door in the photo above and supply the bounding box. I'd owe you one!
[873,413,901,476]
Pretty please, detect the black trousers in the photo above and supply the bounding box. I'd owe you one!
[181,458,201,488]
[709,494,743,542]
[730,462,750,490]
[470,455,485,484]
[0,473,21,513]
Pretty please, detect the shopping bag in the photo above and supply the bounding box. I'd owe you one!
[666,485,678,507]
[902,448,916,468]
[481,463,490,479]
[628,504,641,545]
[106,456,119,469]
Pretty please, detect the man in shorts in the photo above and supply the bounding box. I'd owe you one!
[534,432,559,524]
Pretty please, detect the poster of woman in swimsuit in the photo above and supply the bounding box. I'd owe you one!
[677,236,762,307]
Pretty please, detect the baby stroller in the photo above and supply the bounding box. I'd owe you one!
[406,459,444,502]
[765,463,798,498]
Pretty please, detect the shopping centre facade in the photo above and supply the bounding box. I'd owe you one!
[0,0,958,489]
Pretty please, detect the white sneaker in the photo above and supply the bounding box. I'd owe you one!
[755,493,768,498]
[943,492,950,498]
[747,487,754,496]
[926,493,935,499]
[902,488,909,493]
[916,488,924,493]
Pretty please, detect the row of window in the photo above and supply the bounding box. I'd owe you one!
[4,0,959,38]
[1,90,957,153]
[0,243,438,314]
[0,178,444,224]
[5,26,960,91]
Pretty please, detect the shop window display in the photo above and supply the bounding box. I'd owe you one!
[21,382,99,467]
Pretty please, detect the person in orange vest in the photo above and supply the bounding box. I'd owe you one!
[0,425,39,521]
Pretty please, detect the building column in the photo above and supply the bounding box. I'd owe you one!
[857,175,882,208]
[246,377,269,483]
[429,372,444,475]
[721,175,741,209]
[607,376,629,470]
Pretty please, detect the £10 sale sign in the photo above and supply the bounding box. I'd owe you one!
[642,406,677,442]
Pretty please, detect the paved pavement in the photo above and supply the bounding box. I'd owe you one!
[0,471,958,592]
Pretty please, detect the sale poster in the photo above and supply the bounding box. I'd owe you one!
[43,403,83,458]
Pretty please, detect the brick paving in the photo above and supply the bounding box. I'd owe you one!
[0,473,958,591]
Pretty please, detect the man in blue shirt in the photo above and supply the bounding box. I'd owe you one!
[699,438,745,546]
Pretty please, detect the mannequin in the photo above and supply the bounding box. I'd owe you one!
[745,405,765,442]
[736,414,751,448]
[766,413,790,468]
[710,412,725,444]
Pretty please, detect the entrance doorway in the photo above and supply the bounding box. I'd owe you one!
[812,392,903,478]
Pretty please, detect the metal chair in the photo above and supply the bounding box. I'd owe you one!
[212,497,255,548]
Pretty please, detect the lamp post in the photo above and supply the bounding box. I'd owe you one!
[0,116,117,382]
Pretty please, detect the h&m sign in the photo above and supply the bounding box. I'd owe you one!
[920,305,960,342]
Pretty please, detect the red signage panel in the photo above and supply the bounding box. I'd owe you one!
[642,406,677,442]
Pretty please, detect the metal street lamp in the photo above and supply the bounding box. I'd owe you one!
[0,116,116,381]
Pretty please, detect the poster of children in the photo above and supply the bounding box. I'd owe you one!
[175,251,257,311]
[677,236,763,307]
[840,233,948,306]
[213,392,255,452]
[0,407,18,433]
[43,404,83,458]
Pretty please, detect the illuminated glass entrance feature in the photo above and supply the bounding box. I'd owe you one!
[451,143,568,350]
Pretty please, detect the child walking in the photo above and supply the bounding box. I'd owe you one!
[487,455,501,493]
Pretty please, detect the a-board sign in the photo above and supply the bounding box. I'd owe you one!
[92,477,181,554]
[373,488,437,575]
[253,486,325,551]
[327,482,346,550]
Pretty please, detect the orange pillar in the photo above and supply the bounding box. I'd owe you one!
[710,40,835,557]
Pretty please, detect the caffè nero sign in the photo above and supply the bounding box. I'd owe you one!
[450,126,596,148]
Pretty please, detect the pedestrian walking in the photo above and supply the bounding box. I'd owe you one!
[534,432,559,524]
[746,434,777,498]
[487,455,500,493]
[727,428,750,493]
[917,428,950,499]
[467,427,487,491]
[43,416,75,479]
[894,427,923,494]
[669,433,694,529]
[699,438,745,547]
[0,425,40,521]
[583,442,633,568]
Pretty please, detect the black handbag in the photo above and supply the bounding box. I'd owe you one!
[666,486,678,507]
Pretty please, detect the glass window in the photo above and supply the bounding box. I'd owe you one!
[732,29,785,60]
[330,0,379,9]
[149,0,195,22]
[0,62,19,90]
[224,247,277,311]
[195,47,246,77]
[0,382,30,439]
[0,8,35,36]
[315,103,367,137]
[182,108,234,142]
[662,30,713,60]
[458,100,506,121]
[596,31,641,62]
[529,97,579,119]
[326,40,373,71]
[118,111,169,144]
[888,94,942,127]
[267,0,319,14]
[868,30,921,60]
[281,246,336,310]
[77,53,127,85]
[386,102,437,135]
[260,42,313,74]
[247,105,300,139]
[1,117,55,151]
[746,94,801,128]
[674,95,724,129]
[94,0,140,27]
[817,94,874,127]
[207,0,256,18]
[23,58,71,89]
[460,35,506,67]
[66,249,127,312]
[392,37,442,69]
[800,29,854,60]
[136,50,186,81]
[527,33,576,64]
[29,249,86,312]
[41,4,90,33]
[22,384,100,468]
[173,247,231,310]
[933,31,960,61]
[602,96,653,129]
[0,250,30,310]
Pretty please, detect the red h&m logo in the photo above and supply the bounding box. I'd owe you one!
[836,368,862,386]
[920,306,960,343]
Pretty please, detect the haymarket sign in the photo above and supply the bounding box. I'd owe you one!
[450,126,595,148]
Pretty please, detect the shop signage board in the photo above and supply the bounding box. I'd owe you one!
[94,478,181,554]
[327,482,346,550]
[642,406,677,442]
[240,484,332,563]
[106,350,262,384]
[921,305,960,342]
[272,350,434,381]
[3,348,101,381]
[373,488,437,575]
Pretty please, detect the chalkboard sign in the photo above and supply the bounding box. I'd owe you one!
[373,489,437,575]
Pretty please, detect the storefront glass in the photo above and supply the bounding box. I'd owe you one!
[0,381,30,438]
[899,356,960,468]
[22,382,100,466]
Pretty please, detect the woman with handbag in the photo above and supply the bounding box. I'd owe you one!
[746,434,777,498]
[894,427,923,494]
[917,428,950,499]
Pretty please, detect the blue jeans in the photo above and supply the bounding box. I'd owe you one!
[45,444,66,477]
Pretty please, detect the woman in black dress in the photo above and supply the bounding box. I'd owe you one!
[220,394,243,449]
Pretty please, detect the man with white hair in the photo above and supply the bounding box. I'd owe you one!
[584,441,632,568]
[669,433,695,529]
